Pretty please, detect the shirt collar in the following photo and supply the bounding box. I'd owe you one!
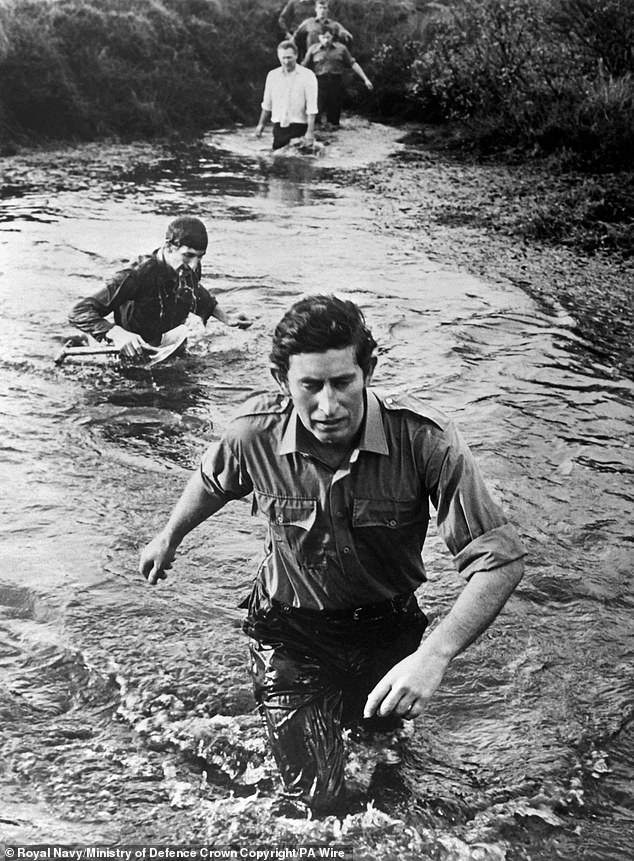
[278,389,389,456]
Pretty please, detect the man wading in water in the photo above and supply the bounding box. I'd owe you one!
[255,40,318,151]
[69,216,251,360]
[140,294,525,816]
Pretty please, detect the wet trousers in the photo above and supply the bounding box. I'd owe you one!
[244,594,427,814]
[272,122,308,150]
[317,74,344,126]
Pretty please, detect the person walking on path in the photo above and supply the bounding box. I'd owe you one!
[69,216,251,360]
[255,41,318,151]
[293,0,352,61]
[278,0,327,39]
[139,294,526,816]
[302,25,373,128]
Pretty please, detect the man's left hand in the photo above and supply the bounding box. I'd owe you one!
[229,313,253,330]
[363,646,451,720]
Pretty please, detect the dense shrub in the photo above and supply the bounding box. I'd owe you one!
[0,0,279,141]
[370,0,634,166]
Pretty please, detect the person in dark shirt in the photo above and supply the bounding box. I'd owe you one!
[278,0,322,39]
[139,294,526,816]
[69,216,251,359]
[293,0,352,61]
[303,25,373,127]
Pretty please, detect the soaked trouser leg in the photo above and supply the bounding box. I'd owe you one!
[272,122,308,150]
[246,597,428,815]
[318,74,343,126]
[249,639,347,814]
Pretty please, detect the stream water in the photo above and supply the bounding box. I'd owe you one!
[0,124,632,860]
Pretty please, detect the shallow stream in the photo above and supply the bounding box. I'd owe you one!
[0,123,632,860]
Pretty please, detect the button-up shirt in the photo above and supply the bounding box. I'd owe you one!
[199,390,526,611]
[279,0,324,33]
[261,65,318,126]
[293,17,352,57]
[303,42,356,77]
[68,249,217,346]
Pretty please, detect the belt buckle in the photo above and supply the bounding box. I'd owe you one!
[352,607,363,621]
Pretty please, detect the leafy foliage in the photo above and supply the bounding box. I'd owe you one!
[0,0,279,141]
[0,0,632,169]
[370,0,634,167]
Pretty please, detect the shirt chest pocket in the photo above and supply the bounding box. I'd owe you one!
[352,498,423,530]
[253,492,318,553]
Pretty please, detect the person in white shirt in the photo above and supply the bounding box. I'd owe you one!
[255,41,319,150]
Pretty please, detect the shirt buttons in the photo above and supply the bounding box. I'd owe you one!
[343,546,351,554]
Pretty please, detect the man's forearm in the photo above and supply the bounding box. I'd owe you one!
[212,304,230,325]
[69,294,114,340]
[256,109,271,130]
[420,559,524,661]
[160,470,223,548]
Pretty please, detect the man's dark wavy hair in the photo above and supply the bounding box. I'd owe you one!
[270,294,377,381]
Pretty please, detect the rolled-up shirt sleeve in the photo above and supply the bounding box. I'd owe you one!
[261,71,274,112]
[68,269,137,340]
[199,428,254,506]
[305,69,318,115]
[424,421,526,579]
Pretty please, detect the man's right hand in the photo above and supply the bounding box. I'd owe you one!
[139,532,177,585]
[254,124,264,139]
[106,325,156,359]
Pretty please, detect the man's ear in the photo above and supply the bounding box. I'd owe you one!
[271,367,289,394]
[364,356,378,385]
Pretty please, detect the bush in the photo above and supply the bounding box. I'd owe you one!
[370,0,634,166]
[0,0,280,142]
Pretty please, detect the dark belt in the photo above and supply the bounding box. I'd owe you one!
[271,593,414,623]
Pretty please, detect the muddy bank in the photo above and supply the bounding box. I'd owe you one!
[352,131,634,379]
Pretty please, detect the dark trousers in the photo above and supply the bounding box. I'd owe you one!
[244,595,428,815]
[317,73,344,126]
[272,122,308,150]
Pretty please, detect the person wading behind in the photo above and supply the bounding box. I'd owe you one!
[302,25,373,129]
[255,41,318,151]
[69,216,251,359]
[293,0,352,61]
[139,294,526,815]
[278,0,327,39]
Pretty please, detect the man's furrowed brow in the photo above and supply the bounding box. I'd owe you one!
[299,372,357,384]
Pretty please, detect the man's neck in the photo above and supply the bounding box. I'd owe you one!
[297,423,362,471]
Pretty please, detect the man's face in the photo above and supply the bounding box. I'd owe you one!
[164,244,205,272]
[283,346,371,448]
[318,31,333,48]
[278,47,298,72]
[315,3,329,21]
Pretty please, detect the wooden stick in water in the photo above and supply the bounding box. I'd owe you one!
[54,344,120,365]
